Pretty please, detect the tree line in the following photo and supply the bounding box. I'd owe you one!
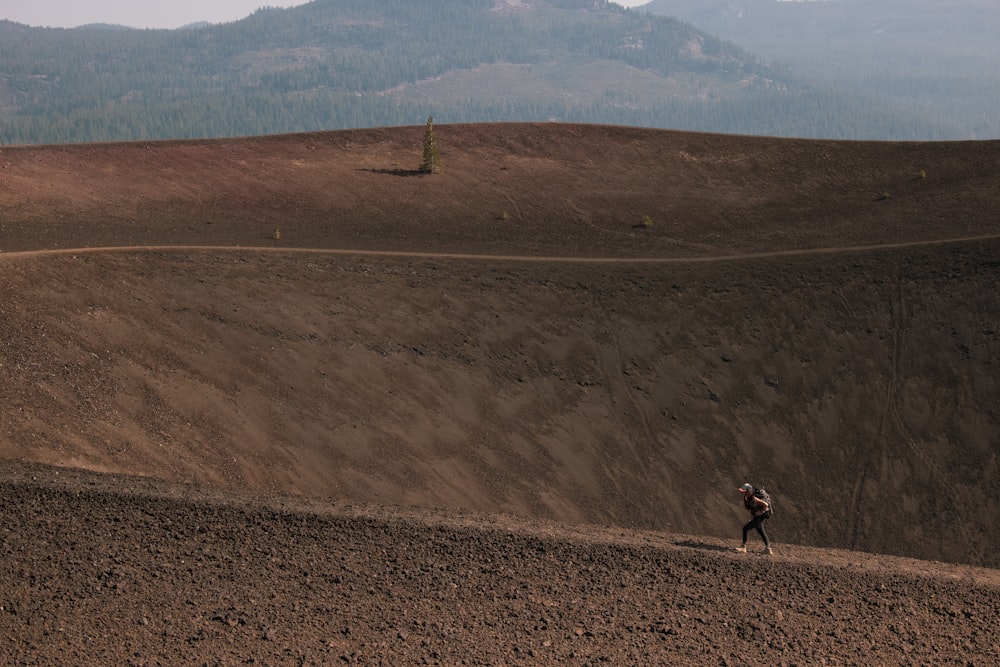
[0,0,962,145]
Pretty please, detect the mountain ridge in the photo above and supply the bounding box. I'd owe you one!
[0,0,951,143]
[2,458,999,664]
[643,0,1000,139]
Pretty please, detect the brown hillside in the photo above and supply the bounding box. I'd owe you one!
[1,123,999,664]
[2,123,998,257]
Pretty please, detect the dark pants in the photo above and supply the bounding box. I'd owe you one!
[742,514,770,547]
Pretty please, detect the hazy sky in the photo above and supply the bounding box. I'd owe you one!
[1,0,649,29]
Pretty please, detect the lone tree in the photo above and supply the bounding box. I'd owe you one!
[420,115,441,174]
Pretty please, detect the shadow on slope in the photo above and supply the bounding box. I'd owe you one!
[1,239,997,566]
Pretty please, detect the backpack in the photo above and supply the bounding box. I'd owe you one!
[753,487,774,518]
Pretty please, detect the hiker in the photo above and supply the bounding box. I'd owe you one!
[736,482,772,554]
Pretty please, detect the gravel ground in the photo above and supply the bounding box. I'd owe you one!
[3,463,998,666]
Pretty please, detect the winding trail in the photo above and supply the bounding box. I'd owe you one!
[2,233,999,264]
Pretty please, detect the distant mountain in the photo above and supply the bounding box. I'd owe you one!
[0,0,954,144]
[641,0,1000,139]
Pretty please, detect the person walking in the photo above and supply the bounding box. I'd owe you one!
[736,482,773,554]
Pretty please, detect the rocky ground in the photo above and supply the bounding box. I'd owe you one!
[2,123,999,664]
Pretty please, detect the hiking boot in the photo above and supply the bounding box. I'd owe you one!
[735,545,747,553]
[763,546,773,555]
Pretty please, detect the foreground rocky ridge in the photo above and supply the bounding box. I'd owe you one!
[3,462,999,666]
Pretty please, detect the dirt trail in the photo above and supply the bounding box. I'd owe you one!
[4,232,1000,263]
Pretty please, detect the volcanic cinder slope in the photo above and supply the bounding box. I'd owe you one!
[1,123,998,665]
